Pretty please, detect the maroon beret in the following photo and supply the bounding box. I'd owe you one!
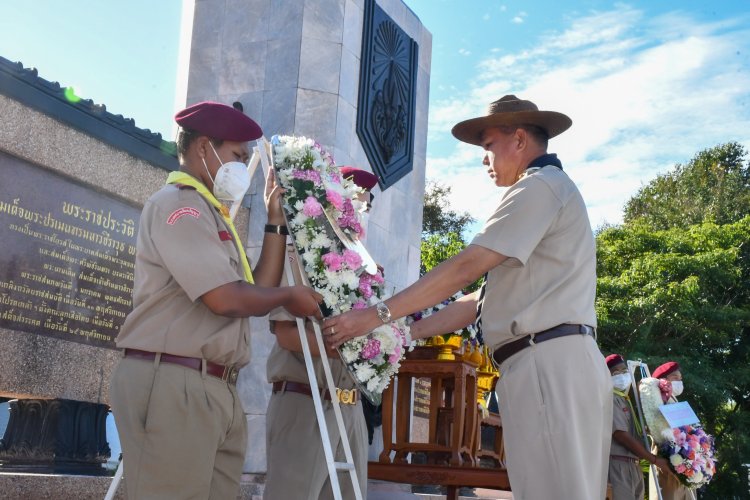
[653,361,680,379]
[340,166,378,191]
[175,101,262,142]
[605,354,625,369]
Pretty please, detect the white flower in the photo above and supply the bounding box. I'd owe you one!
[670,454,685,467]
[310,232,332,249]
[366,375,382,393]
[354,363,375,383]
[340,345,359,364]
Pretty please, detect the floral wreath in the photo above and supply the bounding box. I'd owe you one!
[638,377,717,488]
[272,135,410,403]
[409,290,482,346]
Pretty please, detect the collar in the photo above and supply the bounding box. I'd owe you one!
[526,153,563,171]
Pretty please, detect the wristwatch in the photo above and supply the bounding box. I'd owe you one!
[375,301,392,324]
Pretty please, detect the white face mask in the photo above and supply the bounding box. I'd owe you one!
[203,142,251,203]
[671,380,684,397]
[611,373,631,392]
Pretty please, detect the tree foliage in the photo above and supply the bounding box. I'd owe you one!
[624,142,750,229]
[422,181,475,238]
[420,182,480,291]
[598,143,750,498]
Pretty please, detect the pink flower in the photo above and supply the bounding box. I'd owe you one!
[327,171,342,184]
[321,252,344,271]
[371,272,385,285]
[292,169,322,184]
[361,338,381,360]
[675,464,687,474]
[326,189,344,210]
[359,274,373,299]
[302,196,323,217]
[658,378,673,403]
[342,249,362,269]
[389,345,402,364]
[353,300,368,310]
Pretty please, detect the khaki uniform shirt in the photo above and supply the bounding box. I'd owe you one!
[611,393,639,458]
[471,165,596,349]
[116,184,251,367]
[267,247,355,390]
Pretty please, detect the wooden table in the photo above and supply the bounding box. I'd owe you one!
[379,358,478,467]
[371,358,511,500]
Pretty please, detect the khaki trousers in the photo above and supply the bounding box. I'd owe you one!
[263,391,368,500]
[110,357,247,500]
[495,334,612,500]
[608,459,644,500]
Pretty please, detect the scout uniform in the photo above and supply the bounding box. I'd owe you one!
[110,102,262,499]
[606,354,645,500]
[263,248,368,500]
[452,96,613,499]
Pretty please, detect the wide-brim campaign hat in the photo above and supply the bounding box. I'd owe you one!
[175,101,262,142]
[451,95,572,146]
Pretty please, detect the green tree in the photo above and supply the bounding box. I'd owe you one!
[596,219,750,498]
[624,142,750,229]
[598,142,750,497]
[420,181,479,290]
[422,181,475,238]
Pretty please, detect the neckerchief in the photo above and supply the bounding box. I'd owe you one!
[166,171,254,284]
[518,153,563,181]
[614,389,643,437]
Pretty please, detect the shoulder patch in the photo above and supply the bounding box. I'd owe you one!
[167,207,201,225]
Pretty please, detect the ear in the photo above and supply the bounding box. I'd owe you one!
[514,128,527,150]
[196,136,210,159]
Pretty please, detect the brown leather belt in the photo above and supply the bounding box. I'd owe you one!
[272,381,358,405]
[124,348,239,385]
[492,324,596,366]
[610,455,639,463]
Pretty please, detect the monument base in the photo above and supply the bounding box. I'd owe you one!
[0,398,110,476]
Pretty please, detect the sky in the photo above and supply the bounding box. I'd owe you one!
[1,0,749,232]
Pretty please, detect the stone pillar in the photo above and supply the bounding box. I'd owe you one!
[0,398,110,476]
[180,0,431,487]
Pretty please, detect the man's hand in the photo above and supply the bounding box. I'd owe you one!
[264,169,286,225]
[283,286,323,319]
[654,456,672,475]
[323,307,381,348]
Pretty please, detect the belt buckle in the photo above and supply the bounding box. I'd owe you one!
[223,366,239,384]
[336,388,357,405]
[528,334,536,346]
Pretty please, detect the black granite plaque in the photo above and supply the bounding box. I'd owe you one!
[0,151,138,348]
[356,0,419,190]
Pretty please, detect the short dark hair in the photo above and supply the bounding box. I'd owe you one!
[497,124,549,149]
[176,127,223,158]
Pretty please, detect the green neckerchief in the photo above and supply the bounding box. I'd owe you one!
[614,389,643,437]
[166,171,254,284]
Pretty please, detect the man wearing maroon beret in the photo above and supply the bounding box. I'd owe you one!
[648,361,690,500]
[263,166,378,500]
[110,101,322,499]
[606,354,671,499]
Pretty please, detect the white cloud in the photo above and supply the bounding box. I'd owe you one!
[511,11,528,24]
[458,48,472,56]
[483,13,490,21]
[427,6,750,230]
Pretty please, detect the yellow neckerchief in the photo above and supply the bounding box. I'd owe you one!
[166,171,254,284]
[614,389,643,436]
